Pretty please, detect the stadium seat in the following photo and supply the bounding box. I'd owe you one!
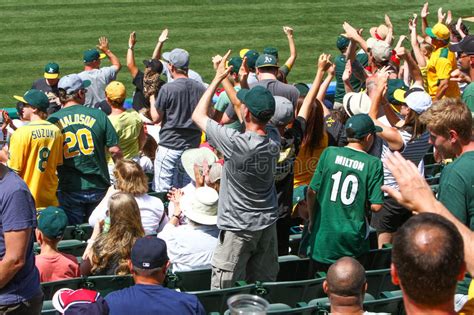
[167,268,212,292]
[363,294,404,314]
[365,268,399,298]
[41,300,55,315]
[257,277,326,307]
[193,284,256,314]
[76,224,94,241]
[82,275,134,297]
[308,293,375,311]
[277,255,310,281]
[62,225,77,240]
[223,302,321,315]
[361,246,392,270]
[42,277,84,300]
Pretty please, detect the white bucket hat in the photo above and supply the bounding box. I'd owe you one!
[181,147,218,181]
[343,92,372,117]
[183,187,218,225]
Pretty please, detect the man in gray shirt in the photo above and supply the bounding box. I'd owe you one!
[251,54,300,108]
[151,48,206,192]
[193,51,280,289]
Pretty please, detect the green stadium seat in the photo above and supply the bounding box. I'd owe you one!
[193,284,256,314]
[35,240,87,257]
[365,268,399,298]
[361,246,392,270]
[363,294,404,314]
[169,268,212,292]
[257,277,326,307]
[42,277,84,300]
[77,224,93,241]
[62,225,77,240]
[82,275,134,297]
[277,255,310,281]
[223,302,322,314]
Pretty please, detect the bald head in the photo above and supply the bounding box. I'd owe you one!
[326,257,366,297]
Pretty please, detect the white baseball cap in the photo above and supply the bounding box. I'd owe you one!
[405,87,432,114]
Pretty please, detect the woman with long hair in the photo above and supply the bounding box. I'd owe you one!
[82,192,145,275]
[89,159,167,235]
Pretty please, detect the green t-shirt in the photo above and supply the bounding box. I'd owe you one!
[462,82,474,112]
[438,151,474,230]
[334,53,369,103]
[309,146,383,264]
[214,87,242,131]
[48,105,119,192]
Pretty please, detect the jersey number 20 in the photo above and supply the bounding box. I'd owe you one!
[330,171,359,205]
[63,128,94,159]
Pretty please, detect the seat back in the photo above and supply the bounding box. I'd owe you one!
[365,268,399,298]
[259,277,325,307]
[193,284,256,314]
[82,275,134,297]
[363,247,392,270]
[41,277,84,300]
[277,256,310,281]
[174,268,212,292]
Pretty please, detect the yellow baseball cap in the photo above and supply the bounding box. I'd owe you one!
[426,23,450,41]
[105,81,126,102]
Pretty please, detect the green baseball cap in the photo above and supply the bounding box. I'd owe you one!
[38,206,69,240]
[13,89,49,112]
[263,47,279,58]
[256,54,278,68]
[83,49,106,63]
[227,56,243,74]
[44,62,60,79]
[336,35,350,51]
[345,114,382,139]
[237,86,275,121]
[387,79,409,105]
[293,185,308,207]
[294,83,310,97]
[244,50,260,69]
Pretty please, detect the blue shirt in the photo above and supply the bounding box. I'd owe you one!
[0,169,40,305]
[105,284,206,315]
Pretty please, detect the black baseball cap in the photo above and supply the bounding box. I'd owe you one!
[131,236,168,269]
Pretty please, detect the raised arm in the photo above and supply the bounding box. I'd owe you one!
[420,2,429,37]
[98,37,121,71]
[384,14,394,46]
[396,47,424,87]
[127,32,139,78]
[282,26,297,70]
[192,50,233,131]
[343,22,369,54]
[409,14,427,67]
[152,29,169,60]
[317,63,335,114]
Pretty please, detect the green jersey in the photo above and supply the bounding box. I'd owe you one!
[48,105,119,192]
[309,146,383,264]
[334,53,369,103]
[437,151,474,230]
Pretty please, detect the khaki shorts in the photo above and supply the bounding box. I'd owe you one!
[211,223,279,289]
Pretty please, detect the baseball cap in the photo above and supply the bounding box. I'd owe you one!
[44,62,60,79]
[38,206,68,240]
[387,79,409,105]
[270,96,294,126]
[371,41,392,63]
[256,54,279,68]
[105,81,126,102]
[294,83,310,97]
[53,288,109,315]
[244,50,260,69]
[13,89,49,112]
[343,92,372,117]
[345,114,382,139]
[131,236,168,269]
[237,86,275,121]
[404,87,432,114]
[426,23,450,41]
[336,35,350,51]
[163,48,189,69]
[58,74,91,94]
[227,56,243,75]
[83,49,106,63]
[143,59,164,73]
[449,35,474,55]
[292,185,308,208]
[239,48,250,58]
[263,47,279,58]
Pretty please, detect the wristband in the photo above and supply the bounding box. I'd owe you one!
[128,46,134,50]
[173,214,181,219]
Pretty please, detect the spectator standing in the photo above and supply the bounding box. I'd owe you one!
[78,37,121,109]
[48,74,122,224]
[32,62,62,115]
[150,48,206,192]
[192,51,280,289]
[35,206,80,282]
[9,89,63,209]
[0,163,42,314]
[105,236,206,315]
[450,35,474,110]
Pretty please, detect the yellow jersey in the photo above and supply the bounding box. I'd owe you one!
[426,46,460,99]
[8,120,63,208]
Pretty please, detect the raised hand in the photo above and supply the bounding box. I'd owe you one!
[385,14,393,29]
[239,56,249,78]
[437,7,446,23]
[158,28,169,43]
[409,14,418,31]
[421,2,429,19]
[317,53,332,72]
[212,54,223,70]
[342,60,352,82]
[342,22,359,40]
[283,26,294,37]
[129,32,136,49]
[446,10,452,25]
[395,46,407,59]
[214,50,233,82]
[97,36,109,52]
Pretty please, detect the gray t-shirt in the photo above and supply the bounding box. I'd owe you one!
[206,119,280,231]
[250,79,300,108]
[155,78,206,150]
[78,66,118,109]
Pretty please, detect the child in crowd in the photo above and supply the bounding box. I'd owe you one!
[35,206,80,282]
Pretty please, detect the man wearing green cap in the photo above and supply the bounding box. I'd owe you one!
[425,23,460,100]
[8,89,63,209]
[193,51,280,289]
[263,26,298,82]
[32,62,61,114]
[306,114,384,271]
[78,36,121,109]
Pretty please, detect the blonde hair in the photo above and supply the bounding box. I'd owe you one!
[113,160,149,195]
[91,192,145,275]
[420,98,472,142]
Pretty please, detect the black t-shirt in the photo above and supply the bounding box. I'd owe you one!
[132,70,165,111]
[32,78,61,114]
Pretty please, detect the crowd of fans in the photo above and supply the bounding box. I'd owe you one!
[0,2,473,314]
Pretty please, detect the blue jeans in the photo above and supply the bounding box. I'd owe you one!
[153,146,190,192]
[58,189,107,225]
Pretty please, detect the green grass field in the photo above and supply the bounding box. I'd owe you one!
[0,0,472,107]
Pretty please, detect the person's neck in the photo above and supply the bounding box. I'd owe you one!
[330,305,364,315]
[29,114,44,122]
[460,141,474,155]
[133,275,163,286]
[171,73,188,80]
[403,296,456,315]
[245,122,267,136]
[40,242,59,256]
[346,142,366,152]
[63,101,81,108]
[84,65,98,71]
[258,73,277,81]
[110,106,125,116]
[329,295,364,315]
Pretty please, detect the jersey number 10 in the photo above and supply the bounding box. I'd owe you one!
[330,171,359,206]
